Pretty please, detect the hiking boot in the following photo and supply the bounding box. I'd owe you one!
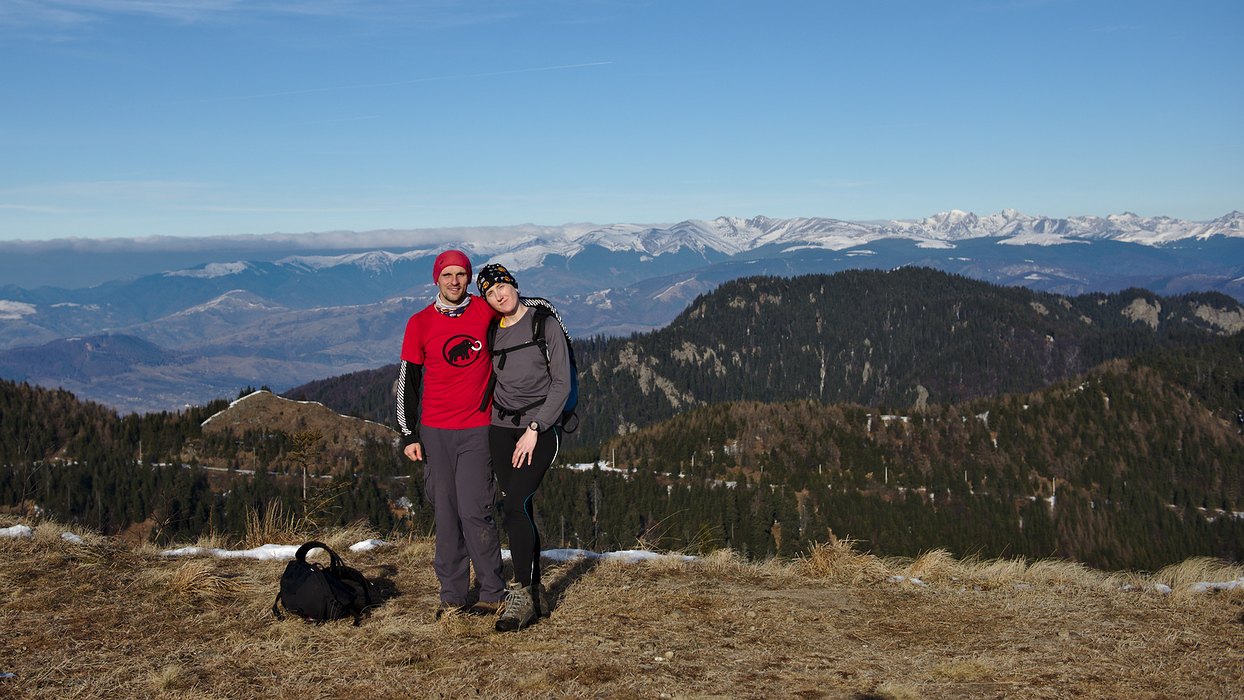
[467,599,503,616]
[435,602,465,620]
[495,584,537,632]
[535,584,554,618]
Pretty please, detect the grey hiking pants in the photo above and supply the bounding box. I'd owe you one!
[421,424,505,605]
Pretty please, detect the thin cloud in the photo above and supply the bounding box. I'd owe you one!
[0,224,586,253]
[1,0,537,29]
[0,0,244,26]
[175,62,613,104]
[172,205,375,213]
[0,203,64,213]
[4,180,219,202]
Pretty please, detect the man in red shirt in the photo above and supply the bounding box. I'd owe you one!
[397,250,505,618]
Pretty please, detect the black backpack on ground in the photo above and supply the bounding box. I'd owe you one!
[481,296,580,433]
[271,541,374,626]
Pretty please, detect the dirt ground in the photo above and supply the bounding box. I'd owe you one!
[1,526,1241,699]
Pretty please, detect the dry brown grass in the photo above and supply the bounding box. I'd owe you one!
[902,547,960,582]
[798,536,892,584]
[241,502,306,548]
[1151,556,1244,599]
[2,518,1242,699]
[163,559,251,602]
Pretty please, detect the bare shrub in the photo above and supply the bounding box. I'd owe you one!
[798,537,892,584]
[242,502,305,548]
[904,548,960,582]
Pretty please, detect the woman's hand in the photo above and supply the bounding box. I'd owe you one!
[512,427,538,468]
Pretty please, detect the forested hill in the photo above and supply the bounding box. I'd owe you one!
[593,359,1243,569]
[5,320,1244,568]
[286,267,1244,448]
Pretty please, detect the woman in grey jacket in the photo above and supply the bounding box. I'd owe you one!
[476,263,572,632]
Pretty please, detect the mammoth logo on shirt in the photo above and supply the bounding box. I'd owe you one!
[442,335,484,367]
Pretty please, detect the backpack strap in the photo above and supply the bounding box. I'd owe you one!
[296,541,342,569]
[495,397,548,426]
[530,307,552,366]
[481,298,571,422]
[520,297,572,342]
[328,565,375,626]
[481,307,546,412]
[478,317,502,413]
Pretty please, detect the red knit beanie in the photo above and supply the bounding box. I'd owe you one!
[432,250,472,283]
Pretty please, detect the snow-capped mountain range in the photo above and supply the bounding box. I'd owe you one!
[1,209,1242,413]
[266,210,1244,270]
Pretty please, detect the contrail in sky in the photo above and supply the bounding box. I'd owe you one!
[179,61,613,104]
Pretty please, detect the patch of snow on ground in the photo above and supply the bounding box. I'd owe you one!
[349,539,392,552]
[887,575,928,587]
[154,540,693,565]
[1188,578,1244,594]
[161,543,306,560]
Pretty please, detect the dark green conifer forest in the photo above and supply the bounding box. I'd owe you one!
[3,268,1242,570]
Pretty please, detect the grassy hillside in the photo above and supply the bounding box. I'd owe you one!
[1,520,1241,699]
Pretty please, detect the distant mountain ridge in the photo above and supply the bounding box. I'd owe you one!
[215,209,1244,265]
[1,209,1243,413]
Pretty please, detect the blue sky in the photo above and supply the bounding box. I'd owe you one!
[1,0,1240,241]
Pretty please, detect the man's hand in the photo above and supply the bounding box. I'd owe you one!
[404,442,423,462]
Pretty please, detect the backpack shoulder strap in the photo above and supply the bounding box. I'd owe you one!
[490,314,540,369]
[520,296,572,365]
[520,297,572,341]
[296,541,342,569]
[486,315,501,354]
[531,307,552,363]
[478,316,502,413]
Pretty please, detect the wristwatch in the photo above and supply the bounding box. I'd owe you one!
[528,421,540,432]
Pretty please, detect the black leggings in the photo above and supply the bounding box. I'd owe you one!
[489,426,559,587]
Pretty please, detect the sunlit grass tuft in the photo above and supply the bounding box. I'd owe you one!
[167,559,247,602]
[903,548,960,582]
[798,536,893,584]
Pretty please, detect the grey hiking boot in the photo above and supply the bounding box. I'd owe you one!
[535,584,553,618]
[495,584,537,632]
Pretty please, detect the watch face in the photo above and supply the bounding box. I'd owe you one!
[529,422,539,431]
